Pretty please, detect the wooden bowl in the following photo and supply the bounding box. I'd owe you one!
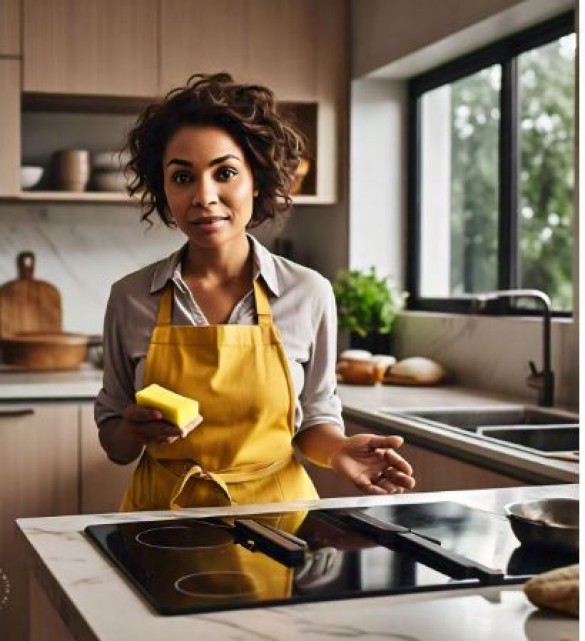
[0,332,89,371]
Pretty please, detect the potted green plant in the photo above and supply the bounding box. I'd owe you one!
[332,267,407,354]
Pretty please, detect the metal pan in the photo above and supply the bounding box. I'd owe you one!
[504,498,578,553]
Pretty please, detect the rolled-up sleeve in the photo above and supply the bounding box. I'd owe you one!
[94,283,136,427]
[298,282,344,433]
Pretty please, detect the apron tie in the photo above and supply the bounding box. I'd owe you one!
[159,455,294,510]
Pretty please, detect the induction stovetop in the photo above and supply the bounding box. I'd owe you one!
[85,501,577,615]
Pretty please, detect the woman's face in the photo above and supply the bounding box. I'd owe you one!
[162,125,256,248]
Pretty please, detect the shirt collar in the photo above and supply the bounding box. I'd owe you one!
[149,234,281,297]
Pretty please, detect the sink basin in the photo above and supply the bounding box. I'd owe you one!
[379,406,578,433]
[479,425,579,453]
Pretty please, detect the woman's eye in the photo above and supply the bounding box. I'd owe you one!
[171,171,192,185]
[217,167,238,181]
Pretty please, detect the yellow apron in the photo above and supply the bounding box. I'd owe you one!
[120,278,319,512]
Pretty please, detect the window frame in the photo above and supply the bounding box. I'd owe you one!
[406,11,576,316]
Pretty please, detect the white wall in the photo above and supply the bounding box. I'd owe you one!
[349,78,405,284]
[352,0,574,79]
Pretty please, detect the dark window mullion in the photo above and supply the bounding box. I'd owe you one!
[498,57,520,309]
[406,89,422,307]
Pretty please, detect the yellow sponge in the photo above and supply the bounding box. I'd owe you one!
[136,384,200,431]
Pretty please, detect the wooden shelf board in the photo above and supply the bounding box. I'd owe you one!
[0,192,333,206]
[2,191,139,204]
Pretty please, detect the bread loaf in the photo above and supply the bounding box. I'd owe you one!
[524,564,578,617]
[384,357,446,386]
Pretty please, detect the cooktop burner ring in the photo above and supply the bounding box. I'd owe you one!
[174,571,258,599]
[135,524,233,550]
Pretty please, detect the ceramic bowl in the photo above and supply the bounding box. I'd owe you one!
[93,151,131,171]
[20,166,44,190]
[93,171,127,192]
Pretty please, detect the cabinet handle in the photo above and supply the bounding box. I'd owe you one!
[0,408,35,418]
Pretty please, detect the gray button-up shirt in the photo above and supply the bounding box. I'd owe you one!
[94,235,344,435]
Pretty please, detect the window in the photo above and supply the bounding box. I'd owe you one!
[407,12,575,314]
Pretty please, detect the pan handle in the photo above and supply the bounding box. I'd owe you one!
[17,251,35,280]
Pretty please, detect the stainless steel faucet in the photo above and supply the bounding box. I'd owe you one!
[472,289,554,407]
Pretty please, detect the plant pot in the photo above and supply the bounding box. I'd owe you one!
[349,331,393,355]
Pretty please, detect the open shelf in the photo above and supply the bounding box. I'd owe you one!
[13,94,332,205]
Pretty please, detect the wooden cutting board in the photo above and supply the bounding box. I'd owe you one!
[0,251,62,338]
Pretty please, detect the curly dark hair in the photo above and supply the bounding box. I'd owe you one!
[124,72,306,228]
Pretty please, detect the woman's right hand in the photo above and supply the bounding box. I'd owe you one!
[122,404,183,446]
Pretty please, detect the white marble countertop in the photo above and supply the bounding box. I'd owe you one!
[17,484,578,641]
[0,366,102,401]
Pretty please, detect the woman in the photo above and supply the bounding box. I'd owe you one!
[95,73,415,511]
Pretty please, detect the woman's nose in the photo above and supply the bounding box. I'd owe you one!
[191,177,218,207]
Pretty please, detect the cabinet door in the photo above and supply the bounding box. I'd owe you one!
[0,404,79,641]
[160,0,345,100]
[246,0,317,99]
[160,0,249,93]
[79,404,137,514]
[0,58,20,195]
[23,0,159,97]
[0,0,20,55]
[398,441,524,493]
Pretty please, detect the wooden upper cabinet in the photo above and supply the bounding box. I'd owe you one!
[0,59,20,196]
[160,0,249,93]
[23,0,159,97]
[160,0,342,100]
[0,0,21,56]
[246,0,318,100]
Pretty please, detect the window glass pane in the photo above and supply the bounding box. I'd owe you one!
[518,34,575,311]
[419,66,500,297]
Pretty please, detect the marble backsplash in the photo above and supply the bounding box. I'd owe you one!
[392,311,579,410]
[0,204,183,335]
[0,203,295,335]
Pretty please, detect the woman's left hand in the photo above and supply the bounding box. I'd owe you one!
[330,434,416,495]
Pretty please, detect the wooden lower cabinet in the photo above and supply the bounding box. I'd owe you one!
[79,404,137,514]
[0,404,78,641]
[306,417,525,499]
[0,402,136,641]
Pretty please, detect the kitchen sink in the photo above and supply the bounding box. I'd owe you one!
[378,406,578,433]
[378,406,579,458]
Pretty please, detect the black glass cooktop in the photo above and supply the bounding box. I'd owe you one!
[85,501,577,615]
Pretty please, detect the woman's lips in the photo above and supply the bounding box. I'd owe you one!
[190,216,229,231]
